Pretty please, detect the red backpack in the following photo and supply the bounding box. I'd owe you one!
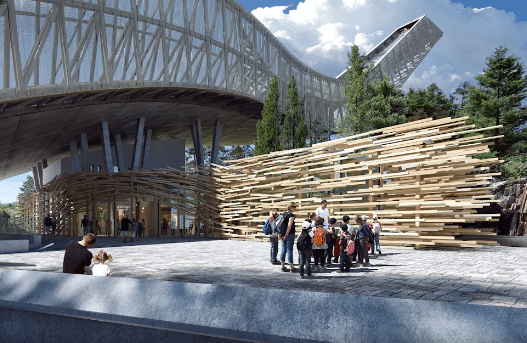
[344,233,355,255]
[314,226,325,246]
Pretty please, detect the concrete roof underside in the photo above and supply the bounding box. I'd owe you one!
[0,87,263,180]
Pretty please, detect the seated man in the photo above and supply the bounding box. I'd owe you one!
[63,233,96,274]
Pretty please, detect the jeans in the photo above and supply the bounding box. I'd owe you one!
[82,226,87,236]
[280,234,295,264]
[270,236,279,263]
[299,250,312,276]
[45,225,52,236]
[326,243,334,264]
[339,250,350,271]
[313,249,325,267]
[373,235,380,253]
[358,238,370,264]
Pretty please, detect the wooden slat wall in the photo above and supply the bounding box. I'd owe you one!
[212,117,502,248]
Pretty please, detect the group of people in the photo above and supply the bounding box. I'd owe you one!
[80,215,101,236]
[263,200,383,278]
[62,233,113,277]
[120,215,145,242]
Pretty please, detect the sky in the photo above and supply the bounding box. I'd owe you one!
[1,0,526,203]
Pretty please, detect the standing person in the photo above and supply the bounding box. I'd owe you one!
[315,200,330,228]
[162,218,168,236]
[52,218,57,236]
[121,215,131,243]
[2,211,9,228]
[44,214,53,237]
[356,215,374,267]
[280,202,297,273]
[130,218,138,242]
[297,220,313,279]
[371,214,382,254]
[263,209,280,265]
[81,215,89,236]
[137,219,144,241]
[326,218,337,265]
[90,250,113,277]
[312,216,328,272]
[337,224,352,272]
[63,233,97,274]
[88,217,96,235]
[141,219,147,237]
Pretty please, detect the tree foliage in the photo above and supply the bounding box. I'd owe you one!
[462,46,527,159]
[19,175,35,195]
[281,76,308,150]
[255,76,281,155]
[405,83,457,121]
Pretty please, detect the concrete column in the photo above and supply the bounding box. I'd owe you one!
[80,133,91,171]
[37,162,44,188]
[32,166,41,189]
[69,140,82,172]
[141,129,153,170]
[101,122,113,173]
[114,134,126,172]
[211,120,223,165]
[190,119,204,166]
[41,159,48,169]
[132,117,145,170]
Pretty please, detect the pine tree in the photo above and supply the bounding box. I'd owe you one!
[19,175,35,195]
[255,76,281,155]
[462,46,527,158]
[405,83,456,121]
[340,45,374,136]
[281,76,307,149]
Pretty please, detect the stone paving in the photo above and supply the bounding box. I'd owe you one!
[1,235,527,309]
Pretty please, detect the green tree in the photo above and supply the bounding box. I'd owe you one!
[255,76,281,155]
[405,83,457,121]
[339,45,374,136]
[454,81,471,107]
[280,76,308,149]
[19,175,35,195]
[462,46,527,158]
[355,73,407,132]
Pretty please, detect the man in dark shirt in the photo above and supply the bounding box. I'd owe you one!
[81,215,89,236]
[121,216,131,242]
[44,214,53,237]
[63,233,96,274]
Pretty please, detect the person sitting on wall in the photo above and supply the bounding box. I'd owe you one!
[63,233,96,274]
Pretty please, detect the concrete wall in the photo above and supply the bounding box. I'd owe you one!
[0,240,28,253]
[0,269,526,343]
[42,139,185,185]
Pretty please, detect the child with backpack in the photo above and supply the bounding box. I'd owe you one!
[325,218,337,265]
[337,223,353,272]
[311,216,328,272]
[297,220,314,279]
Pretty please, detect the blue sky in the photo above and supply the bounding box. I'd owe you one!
[1,0,526,203]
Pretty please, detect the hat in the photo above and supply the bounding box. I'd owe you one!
[302,220,311,229]
[361,215,368,221]
[372,214,378,219]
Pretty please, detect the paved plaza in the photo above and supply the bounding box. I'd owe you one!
[1,236,527,309]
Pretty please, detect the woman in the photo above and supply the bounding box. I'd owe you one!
[280,202,297,272]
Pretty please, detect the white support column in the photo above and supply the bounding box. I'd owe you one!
[190,119,204,166]
[69,140,82,173]
[32,166,41,189]
[80,133,91,171]
[114,134,126,172]
[101,122,113,173]
[131,117,145,170]
[211,120,223,165]
[141,128,153,170]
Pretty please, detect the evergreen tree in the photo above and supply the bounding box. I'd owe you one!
[405,83,457,121]
[356,73,407,132]
[280,76,308,149]
[255,76,281,155]
[339,45,373,136]
[462,46,527,158]
[453,81,471,107]
[19,175,35,195]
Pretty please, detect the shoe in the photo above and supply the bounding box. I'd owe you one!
[336,269,344,273]
[299,275,305,279]
[365,263,371,267]
[272,261,281,265]
[281,267,288,272]
[333,259,338,263]
[359,264,365,268]
[378,251,382,255]
[290,268,297,273]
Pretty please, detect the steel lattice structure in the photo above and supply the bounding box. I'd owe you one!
[0,0,344,126]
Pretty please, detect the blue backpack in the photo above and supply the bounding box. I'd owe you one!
[262,218,273,235]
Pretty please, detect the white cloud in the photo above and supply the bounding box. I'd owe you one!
[472,7,492,13]
[251,0,527,92]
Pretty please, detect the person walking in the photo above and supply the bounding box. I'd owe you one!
[137,219,144,241]
[130,218,138,242]
[44,214,53,237]
[371,214,382,254]
[280,202,297,273]
[81,215,89,236]
[63,233,96,274]
[121,215,131,243]
[162,218,168,236]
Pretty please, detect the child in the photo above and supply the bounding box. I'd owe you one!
[312,217,328,272]
[297,220,313,279]
[371,214,382,254]
[337,224,352,272]
[91,250,113,276]
[326,218,337,265]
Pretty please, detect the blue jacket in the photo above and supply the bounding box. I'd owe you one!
[356,224,374,241]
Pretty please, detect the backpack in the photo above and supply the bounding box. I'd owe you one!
[296,230,311,251]
[275,212,292,236]
[313,226,325,246]
[262,218,273,235]
[346,235,355,255]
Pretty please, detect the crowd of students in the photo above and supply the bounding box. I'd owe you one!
[263,200,383,278]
